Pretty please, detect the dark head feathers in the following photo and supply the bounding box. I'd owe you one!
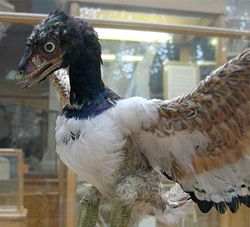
[29,10,102,64]
[28,10,102,67]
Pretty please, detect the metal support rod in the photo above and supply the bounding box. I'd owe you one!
[0,12,250,40]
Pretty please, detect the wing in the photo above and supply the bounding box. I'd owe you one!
[137,48,250,213]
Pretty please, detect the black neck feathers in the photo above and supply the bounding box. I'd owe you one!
[63,49,121,119]
[69,51,104,105]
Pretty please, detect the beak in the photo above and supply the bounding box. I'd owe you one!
[16,48,65,88]
[16,47,33,88]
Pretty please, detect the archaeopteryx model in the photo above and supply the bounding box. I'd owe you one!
[16,10,250,226]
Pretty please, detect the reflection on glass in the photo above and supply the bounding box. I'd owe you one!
[98,30,218,101]
[0,23,58,176]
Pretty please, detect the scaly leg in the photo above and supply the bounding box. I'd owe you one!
[110,192,132,227]
[109,174,143,227]
[77,186,100,227]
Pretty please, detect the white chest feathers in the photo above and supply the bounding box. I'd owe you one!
[55,97,159,196]
[55,111,127,195]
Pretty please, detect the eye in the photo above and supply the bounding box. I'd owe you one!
[44,41,56,53]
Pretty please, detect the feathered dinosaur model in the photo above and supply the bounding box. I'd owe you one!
[16,10,250,226]
[50,68,192,226]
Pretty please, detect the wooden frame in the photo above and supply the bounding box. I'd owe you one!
[0,12,250,40]
[68,0,227,15]
[0,149,24,212]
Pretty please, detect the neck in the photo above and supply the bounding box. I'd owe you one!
[69,51,104,105]
[63,51,121,119]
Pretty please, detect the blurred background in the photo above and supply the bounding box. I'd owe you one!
[0,0,249,226]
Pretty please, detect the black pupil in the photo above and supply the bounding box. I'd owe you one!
[46,43,53,51]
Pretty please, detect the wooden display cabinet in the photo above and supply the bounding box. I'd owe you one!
[0,149,27,227]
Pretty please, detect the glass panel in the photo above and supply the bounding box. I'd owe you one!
[98,31,250,100]
[226,0,250,30]
[0,23,59,176]
[98,30,219,99]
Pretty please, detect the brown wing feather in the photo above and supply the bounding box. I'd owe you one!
[146,49,250,213]
[159,49,250,175]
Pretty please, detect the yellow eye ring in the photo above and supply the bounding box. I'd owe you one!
[44,41,55,52]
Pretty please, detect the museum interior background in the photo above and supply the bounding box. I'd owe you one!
[0,0,249,226]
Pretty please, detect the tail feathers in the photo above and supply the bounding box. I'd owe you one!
[189,191,250,214]
[156,183,193,224]
[240,195,250,208]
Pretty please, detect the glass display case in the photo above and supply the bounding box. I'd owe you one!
[0,0,250,227]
